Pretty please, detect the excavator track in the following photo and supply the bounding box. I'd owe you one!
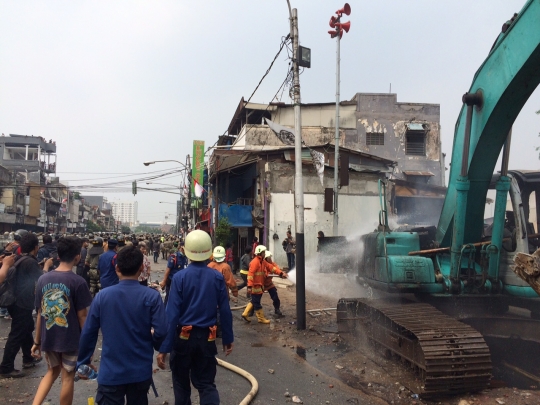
[337,299,492,397]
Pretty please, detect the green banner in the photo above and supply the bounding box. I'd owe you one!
[192,140,205,196]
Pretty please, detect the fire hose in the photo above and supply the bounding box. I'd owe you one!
[217,358,259,405]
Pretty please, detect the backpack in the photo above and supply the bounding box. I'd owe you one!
[0,256,31,307]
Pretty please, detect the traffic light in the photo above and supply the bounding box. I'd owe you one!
[132,181,137,196]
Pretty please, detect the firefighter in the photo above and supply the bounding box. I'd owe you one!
[208,246,238,299]
[156,230,233,404]
[242,245,272,324]
[263,251,287,317]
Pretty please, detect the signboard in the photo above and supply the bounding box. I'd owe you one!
[192,140,205,196]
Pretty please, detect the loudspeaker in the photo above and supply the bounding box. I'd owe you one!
[329,15,337,28]
[336,21,351,33]
[336,3,351,16]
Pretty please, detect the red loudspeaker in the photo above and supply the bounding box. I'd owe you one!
[328,30,338,38]
[329,15,337,28]
[336,3,351,16]
[336,21,351,33]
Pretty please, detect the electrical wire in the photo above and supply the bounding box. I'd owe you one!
[205,34,292,156]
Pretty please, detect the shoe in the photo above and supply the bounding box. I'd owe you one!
[242,303,253,323]
[22,358,42,369]
[0,369,25,378]
[255,309,271,324]
[274,308,283,317]
[0,309,8,317]
[4,314,11,320]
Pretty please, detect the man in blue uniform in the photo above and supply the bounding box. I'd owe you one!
[78,245,168,405]
[160,242,187,304]
[98,238,118,289]
[157,230,233,405]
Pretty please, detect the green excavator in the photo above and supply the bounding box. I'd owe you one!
[337,0,540,397]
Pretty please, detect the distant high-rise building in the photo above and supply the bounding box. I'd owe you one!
[111,201,138,226]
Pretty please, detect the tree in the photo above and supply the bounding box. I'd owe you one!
[121,225,131,234]
[87,220,103,232]
[215,217,232,248]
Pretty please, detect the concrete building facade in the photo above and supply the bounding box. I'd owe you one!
[111,201,138,226]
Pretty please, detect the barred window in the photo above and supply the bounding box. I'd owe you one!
[366,132,384,146]
[405,130,426,156]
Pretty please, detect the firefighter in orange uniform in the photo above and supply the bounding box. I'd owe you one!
[242,245,269,323]
[263,251,287,317]
[208,246,238,299]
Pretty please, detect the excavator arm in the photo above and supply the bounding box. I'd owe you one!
[437,0,540,248]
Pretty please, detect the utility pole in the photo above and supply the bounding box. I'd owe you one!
[328,3,351,237]
[186,154,192,229]
[288,1,306,331]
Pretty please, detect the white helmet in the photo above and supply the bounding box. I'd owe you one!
[254,245,266,255]
[264,250,273,259]
[184,230,212,261]
[213,246,226,262]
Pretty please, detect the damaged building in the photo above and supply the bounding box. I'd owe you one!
[209,93,445,269]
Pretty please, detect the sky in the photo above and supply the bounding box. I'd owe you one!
[1,0,538,223]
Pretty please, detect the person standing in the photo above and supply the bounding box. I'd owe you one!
[236,246,252,297]
[157,230,233,405]
[76,238,89,286]
[242,245,271,324]
[0,233,52,377]
[36,234,57,264]
[263,251,288,317]
[31,237,93,405]
[138,243,151,286]
[284,230,296,271]
[208,246,238,299]
[160,242,187,304]
[251,237,258,258]
[98,239,118,290]
[86,236,104,297]
[78,245,168,405]
[225,243,234,274]
[153,239,161,264]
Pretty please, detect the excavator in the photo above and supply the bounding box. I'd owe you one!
[337,0,540,397]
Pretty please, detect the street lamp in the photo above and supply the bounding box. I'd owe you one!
[143,160,187,168]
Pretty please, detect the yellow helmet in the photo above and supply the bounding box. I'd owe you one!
[254,245,266,255]
[213,246,226,262]
[184,230,212,262]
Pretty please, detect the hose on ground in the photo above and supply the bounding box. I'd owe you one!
[217,358,258,405]
[230,304,247,310]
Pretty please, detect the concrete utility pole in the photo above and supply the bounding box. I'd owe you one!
[333,31,340,237]
[288,1,306,331]
[329,3,351,237]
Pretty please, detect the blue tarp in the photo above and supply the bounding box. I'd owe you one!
[219,204,253,227]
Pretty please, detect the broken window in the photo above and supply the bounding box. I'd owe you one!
[405,130,426,156]
[366,132,384,146]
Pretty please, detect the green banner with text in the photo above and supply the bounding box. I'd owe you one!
[191,140,205,196]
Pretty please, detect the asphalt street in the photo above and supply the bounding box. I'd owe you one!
[0,256,377,405]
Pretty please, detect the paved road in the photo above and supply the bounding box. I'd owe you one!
[0,256,381,405]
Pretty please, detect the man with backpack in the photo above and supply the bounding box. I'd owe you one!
[160,242,187,304]
[0,233,53,378]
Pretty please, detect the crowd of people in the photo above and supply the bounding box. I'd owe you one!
[0,228,291,405]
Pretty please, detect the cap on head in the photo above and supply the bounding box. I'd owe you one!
[108,238,118,248]
[254,245,266,256]
[184,230,212,261]
[213,246,226,262]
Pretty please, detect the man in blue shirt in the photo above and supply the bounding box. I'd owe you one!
[160,242,187,304]
[98,239,118,289]
[157,230,233,405]
[78,245,168,405]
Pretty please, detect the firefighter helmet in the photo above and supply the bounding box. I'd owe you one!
[184,230,212,262]
[254,245,266,255]
[213,246,226,262]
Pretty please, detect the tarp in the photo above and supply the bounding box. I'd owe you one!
[219,204,253,227]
